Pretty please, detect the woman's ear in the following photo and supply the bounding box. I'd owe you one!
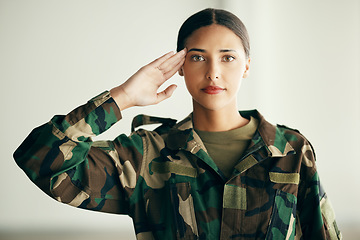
[242,57,251,78]
[178,67,184,76]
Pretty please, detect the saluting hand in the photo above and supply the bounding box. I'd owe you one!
[110,49,187,110]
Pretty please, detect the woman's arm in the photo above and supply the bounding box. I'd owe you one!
[13,49,186,214]
[296,139,342,239]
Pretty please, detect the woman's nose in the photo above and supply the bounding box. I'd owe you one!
[205,61,220,80]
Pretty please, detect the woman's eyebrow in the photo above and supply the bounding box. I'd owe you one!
[188,48,237,53]
[220,49,237,53]
[188,48,205,53]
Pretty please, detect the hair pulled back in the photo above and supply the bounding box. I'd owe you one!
[177,8,250,58]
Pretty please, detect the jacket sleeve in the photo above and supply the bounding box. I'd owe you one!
[296,139,342,240]
[13,91,143,214]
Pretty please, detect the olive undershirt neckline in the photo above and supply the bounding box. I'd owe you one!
[195,116,259,178]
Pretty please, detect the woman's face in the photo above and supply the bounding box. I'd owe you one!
[180,24,250,112]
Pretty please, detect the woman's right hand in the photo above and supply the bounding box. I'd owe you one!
[110,49,187,110]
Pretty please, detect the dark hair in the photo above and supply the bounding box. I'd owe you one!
[177,8,250,58]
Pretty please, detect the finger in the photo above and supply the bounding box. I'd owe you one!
[159,49,186,71]
[155,84,177,104]
[157,49,186,74]
[148,51,175,67]
[163,57,185,80]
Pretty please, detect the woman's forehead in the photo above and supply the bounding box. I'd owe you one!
[185,25,244,51]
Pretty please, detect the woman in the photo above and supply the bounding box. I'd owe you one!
[14,8,341,240]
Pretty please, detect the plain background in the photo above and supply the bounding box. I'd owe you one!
[1,0,359,239]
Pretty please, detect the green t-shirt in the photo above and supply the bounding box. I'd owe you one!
[195,117,259,179]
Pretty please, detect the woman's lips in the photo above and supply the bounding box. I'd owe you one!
[201,86,225,94]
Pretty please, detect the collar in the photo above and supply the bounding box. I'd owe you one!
[164,110,295,158]
[131,110,295,158]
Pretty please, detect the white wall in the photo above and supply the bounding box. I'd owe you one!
[1,0,359,236]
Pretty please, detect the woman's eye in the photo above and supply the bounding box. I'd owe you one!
[190,55,205,62]
[222,56,235,62]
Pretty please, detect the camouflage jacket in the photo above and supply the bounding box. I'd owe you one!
[14,91,341,240]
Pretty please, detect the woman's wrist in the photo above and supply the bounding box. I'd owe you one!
[109,85,134,111]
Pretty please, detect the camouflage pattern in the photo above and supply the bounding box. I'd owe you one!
[14,91,342,240]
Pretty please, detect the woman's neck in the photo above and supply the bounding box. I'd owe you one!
[192,101,249,132]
